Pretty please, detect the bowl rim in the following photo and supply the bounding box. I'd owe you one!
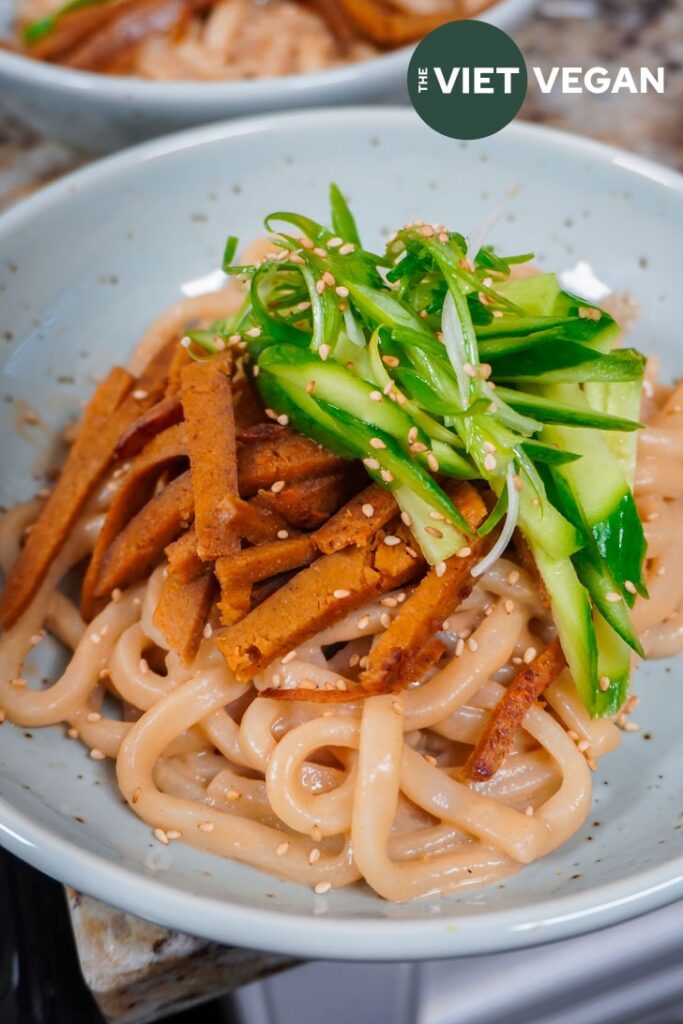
[1,107,683,960]
[0,0,531,101]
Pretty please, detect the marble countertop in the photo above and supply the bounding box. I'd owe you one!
[0,1,681,1021]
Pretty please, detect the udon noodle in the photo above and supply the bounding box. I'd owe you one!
[1,276,681,902]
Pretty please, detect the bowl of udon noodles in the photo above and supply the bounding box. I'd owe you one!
[0,0,535,152]
[1,107,682,960]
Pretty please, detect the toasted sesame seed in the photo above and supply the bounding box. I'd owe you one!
[411,441,428,453]
[382,355,400,368]
[425,526,443,538]
[523,646,538,664]
[381,596,398,607]
[339,243,355,255]
[455,638,465,657]
[299,236,314,249]
[427,453,439,472]
[319,343,331,360]
[380,469,394,483]
[314,881,332,895]
[349,654,360,668]
[311,824,322,842]
[384,535,401,546]
[276,841,290,856]
[328,237,343,248]
[277,529,289,539]
[624,721,640,733]
[313,247,328,258]
[228,333,242,345]
[154,828,169,845]
[370,437,386,449]
[504,599,515,614]
[380,612,392,629]
[442,620,451,631]
[605,592,622,603]
[401,511,413,527]
[315,281,326,295]
[484,453,497,472]
[467,638,479,652]
[281,650,298,664]
[277,414,289,426]
[369,390,382,402]
[166,829,182,840]
[323,271,336,288]
[300,679,317,690]
[271,480,286,493]
[29,630,45,646]
[599,676,611,692]
[456,546,472,559]
[624,580,637,594]
[132,389,148,400]
[364,457,380,471]
[392,700,403,715]
[11,677,27,688]
[90,633,101,645]
[577,739,590,753]
[67,727,79,739]
[198,821,215,833]
[246,326,262,338]
[308,848,321,865]
[408,426,418,444]
[180,335,192,349]
[333,589,351,600]
[226,789,241,802]
[424,754,438,766]
[202,622,213,640]
[90,749,105,761]
[357,615,370,630]
[463,363,477,379]
[305,380,316,394]
[86,712,102,723]
[405,546,419,559]
[430,510,445,521]
[361,503,375,518]
[435,561,447,578]
[507,570,520,585]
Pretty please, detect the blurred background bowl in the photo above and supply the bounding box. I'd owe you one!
[0,0,536,153]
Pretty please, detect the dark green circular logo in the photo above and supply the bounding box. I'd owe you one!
[408,20,528,141]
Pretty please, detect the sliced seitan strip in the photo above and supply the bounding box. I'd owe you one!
[181,359,239,560]
[215,534,319,625]
[165,343,192,396]
[237,426,345,496]
[359,483,488,693]
[114,393,183,459]
[232,377,265,431]
[227,495,293,544]
[464,638,567,781]
[0,366,135,629]
[314,483,397,554]
[219,529,422,682]
[93,472,194,599]
[81,421,188,618]
[256,471,360,530]
[165,528,203,583]
[153,571,216,667]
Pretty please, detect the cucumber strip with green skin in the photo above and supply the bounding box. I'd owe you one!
[255,372,358,460]
[494,386,642,432]
[541,385,647,595]
[518,487,582,560]
[478,318,618,359]
[520,440,581,466]
[345,282,433,339]
[494,273,561,316]
[572,550,643,655]
[417,440,477,479]
[584,380,644,487]
[591,614,632,717]
[527,540,598,713]
[394,486,468,564]
[489,345,646,384]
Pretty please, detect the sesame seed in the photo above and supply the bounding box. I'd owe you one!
[202,623,213,640]
[311,824,322,842]
[463,363,477,379]
[335,680,348,692]
[411,441,428,453]
[90,633,101,645]
[456,546,472,558]
[166,829,182,840]
[467,638,479,652]
[67,728,79,739]
[154,828,169,845]
[316,280,326,295]
[484,453,497,472]
[276,841,290,856]
[599,676,611,692]
[319,344,331,362]
[281,650,298,664]
[305,380,316,394]
[405,546,419,559]
[370,437,386,450]
[455,638,465,657]
[349,654,360,668]
[277,414,289,426]
[392,700,403,715]
[507,570,520,585]
[339,243,355,255]
[314,881,332,895]
[646,512,660,522]
[435,561,447,578]
[380,469,394,483]
[408,426,418,444]
[300,236,314,249]
[323,271,336,288]
[252,365,260,377]
[180,336,192,349]
[424,754,437,766]
[483,441,496,453]
[624,721,640,733]
[228,333,242,345]
[300,679,317,690]
[86,712,102,723]
[369,390,382,402]
[313,247,328,258]
[425,526,443,538]
[381,597,398,608]
[198,821,215,833]
[624,580,637,594]
[503,599,515,614]
[361,503,375,518]
[333,589,351,600]
[605,592,622,603]
[430,510,445,521]
[401,511,413,527]
[382,355,400,368]
[132,389,148,400]
[523,646,538,664]
[271,480,286,493]
[309,848,321,865]
[363,457,380,471]
[328,237,343,248]
[357,615,370,630]
[29,631,44,646]
[384,535,401,546]
[90,749,105,761]
[427,453,439,472]
[226,789,241,802]
[246,327,262,338]
[442,619,451,631]
[11,677,27,688]
[577,739,590,753]
[380,612,392,629]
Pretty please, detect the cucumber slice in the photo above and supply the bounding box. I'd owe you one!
[592,614,631,717]
[495,273,561,315]
[584,379,644,489]
[572,550,643,655]
[529,541,598,712]
[518,488,582,561]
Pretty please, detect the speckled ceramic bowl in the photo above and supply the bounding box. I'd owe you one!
[0,0,535,153]
[0,109,682,959]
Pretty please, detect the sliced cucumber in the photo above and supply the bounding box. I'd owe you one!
[495,273,561,316]
[592,613,631,717]
[572,550,643,655]
[584,379,644,489]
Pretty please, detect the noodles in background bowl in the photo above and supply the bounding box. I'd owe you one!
[1,204,680,902]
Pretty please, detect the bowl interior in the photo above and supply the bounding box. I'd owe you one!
[0,110,682,959]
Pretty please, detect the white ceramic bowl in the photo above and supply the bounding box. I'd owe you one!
[0,0,536,152]
[0,108,682,960]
